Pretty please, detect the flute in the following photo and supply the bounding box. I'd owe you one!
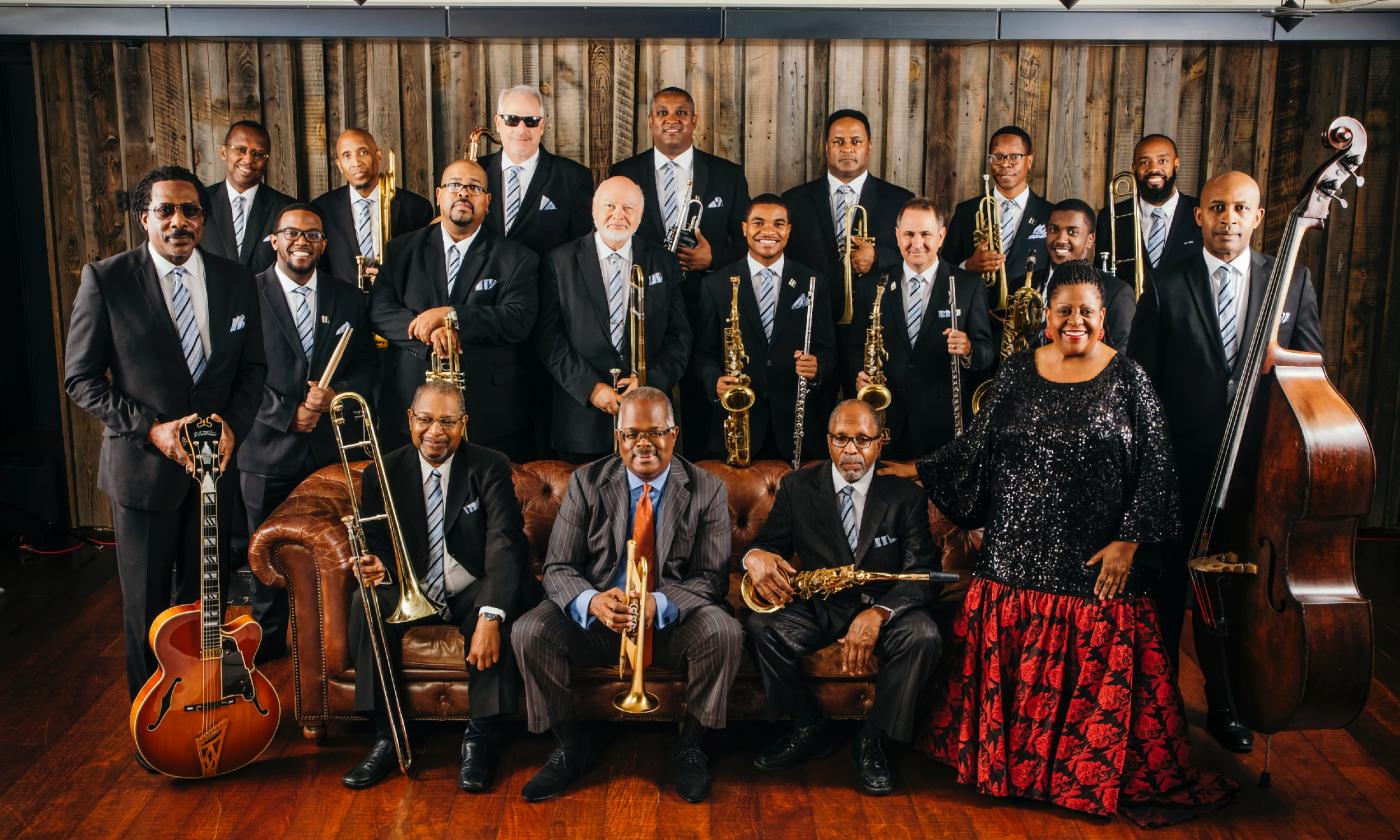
[792,277,817,471]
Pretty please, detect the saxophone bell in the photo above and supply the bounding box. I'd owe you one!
[856,275,892,412]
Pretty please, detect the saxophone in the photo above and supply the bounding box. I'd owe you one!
[720,275,756,467]
[971,254,1043,414]
[856,275,891,412]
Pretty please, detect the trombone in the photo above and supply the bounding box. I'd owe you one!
[837,203,872,325]
[614,539,660,714]
[666,177,704,252]
[1108,171,1146,300]
[466,127,500,161]
[628,265,647,387]
[426,309,465,394]
[972,174,1009,318]
[329,391,445,774]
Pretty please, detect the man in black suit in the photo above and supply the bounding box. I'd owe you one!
[691,194,834,463]
[202,120,296,274]
[535,176,692,462]
[1096,134,1200,288]
[744,399,942,796]
[1129,170,1322,754]
[782,109,913,328]
[240,204,377,658]
[371,158,541,460]
[311,128,435,290]
[943,125,1054,288]
[850,199,994,460]
[341,380,534,793]
[479,84,594,256]
[1027,198,1136,348]
[64,165,266,708]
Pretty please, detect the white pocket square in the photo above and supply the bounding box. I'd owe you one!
[937,309,962,319]
[791,293,808,310]
[476,278,498,291]
[1281,312,1292,324]
[335,320,352,336]
[1029,223,1047,240]
[648,271,664,286]
[463,498,481,515]
[229,314,246,332]
[540,196,557,211]
[872,534,896,549]
[707,196,723,209]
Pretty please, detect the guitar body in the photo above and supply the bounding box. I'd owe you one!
[130,602,280,778]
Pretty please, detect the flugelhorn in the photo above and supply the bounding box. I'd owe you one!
[838,203,872,325]
[720,275,755,467]
[628,265,647,387]
[666,177,704,252]
[741,563,956,614]
[466,127,500,161]
[972,174,1009,318]
[1108,171,1146,300]
[615,539,660,714]
[856,275,891,412]
[426,309,465,393]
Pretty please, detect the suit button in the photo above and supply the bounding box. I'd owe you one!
[766,360,771,367]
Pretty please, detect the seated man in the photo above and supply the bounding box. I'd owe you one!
[512,386,741,804]
[342,380,534,793]
[743,399,942,796]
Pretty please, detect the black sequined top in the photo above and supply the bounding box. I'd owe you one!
[917,351,1179,598]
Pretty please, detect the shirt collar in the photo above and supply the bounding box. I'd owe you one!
[226,180,260,206]
[654,146,695,172]
[419,451,456,486]
[594,232,633,262]
[147,244,204,282]
[502,148,540,172]
[1140,189,1180,221]
[626,463,671,495]
[994,183,1030,208]
[747,253,785,280]
[830,462,876,497]
[827,170,868,198]
[443,224,482,257]
[275,265,318,295]
[902,260,939,284]
[353,182,383,206]
[1202,247,1252,280]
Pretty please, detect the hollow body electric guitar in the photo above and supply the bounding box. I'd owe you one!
[130,417,280,778]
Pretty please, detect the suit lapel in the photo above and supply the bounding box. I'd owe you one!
[1006,194,1044,273]
[654,459,689,575]
[511,149,552,234]
[736,263,769,350]
[444,450,474,537]
[204,255,233,364]
[604,459,631,582]
[258,271,306,368]
[205,182,235,258]
[1186,254,1229,372]
[393,452,431,576]
[1238,251,1272,374]
[576,238,614,348]
[914,262,952,349]
[853,478,889,567]
[638,155,667,243]
[691,151,711,211]
[240,186,275,264]
[1164,197,1198,262]
[310,278,342,371]
[810,180,840,255]
[451,227,492,304]
[880,273,912,357]
[325,186,357,257]
[806,466,851,562]
[135,249,190,382]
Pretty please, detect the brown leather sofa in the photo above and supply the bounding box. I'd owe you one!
[248,459,975,740]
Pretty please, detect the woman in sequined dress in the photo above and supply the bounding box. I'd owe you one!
[887,262,1236,827]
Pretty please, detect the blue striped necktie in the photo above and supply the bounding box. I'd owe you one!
[834,185,854,242]
[907,274,924,346]
[1215,265,1239,372]
[662,161,679,235]
[170,266,206,382]
[291,285,314,360]
[447,242,462,295]
[232,194,247,252]
[356,198,375,260]
[756,268,775,341]
[838,485,858,554]
[424,468,448,614]
[505,165,524,232]
[1000,199,1017,247]
[607,253,626,350]
[1147,208,1167,267]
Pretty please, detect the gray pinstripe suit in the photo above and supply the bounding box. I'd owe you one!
[512,455,742,732]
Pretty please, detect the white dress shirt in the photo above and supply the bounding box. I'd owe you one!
[225,180,260,245]
[1139,190,1180,249]
[349,182,385,256]
[417,453,505,619]
[148,245,211,356]
[831,462,876,536]
[746,254,785,299]
[441,225,482,291]
[594,231,634,278]
[901,260,938,320]
[653,145,695,199]
[501,148,541,210]
[827,171,869,232]
[274,265,318,327]
[1202,247,1253,360]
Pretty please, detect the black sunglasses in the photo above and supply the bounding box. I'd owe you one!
[146,203,205,220]
[499,114,543,128]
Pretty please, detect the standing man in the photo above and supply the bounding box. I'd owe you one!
[535,176,692,462]
[690,194,834,463]
[1096,134,1200,286]
[849,198,993,459]
[1030,198,1136,348]
[943,126,1054,287]
[1129,170,1322,754]
[240,204,376,658]
[64,165,266,714]
[202,120,296,274]
[312,128,434,289]
[371,159,540,460]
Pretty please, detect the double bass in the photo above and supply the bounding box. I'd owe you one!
[1187,117,1373,771]
[130,417,281,778]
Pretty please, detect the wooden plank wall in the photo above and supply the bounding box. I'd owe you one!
[29,38,1400,528]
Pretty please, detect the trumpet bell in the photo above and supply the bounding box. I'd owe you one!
[856,382,892,412]
[720,383,756,413]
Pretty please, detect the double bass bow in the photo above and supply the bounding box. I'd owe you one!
[1187,117,1374,768]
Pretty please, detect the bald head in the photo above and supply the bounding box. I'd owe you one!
[437,159,490,238]
[334,129,382,193]
[1196,170,1264,261]
[593,176,644,248]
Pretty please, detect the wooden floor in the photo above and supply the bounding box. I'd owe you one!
[2,543,1399,839]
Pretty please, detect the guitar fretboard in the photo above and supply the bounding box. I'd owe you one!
[198,456,221,660]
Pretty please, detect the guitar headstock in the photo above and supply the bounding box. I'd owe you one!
[1297,116,1367,227]
[180,416,223,479]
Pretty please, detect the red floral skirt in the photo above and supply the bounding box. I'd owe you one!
[920,577,1237,828]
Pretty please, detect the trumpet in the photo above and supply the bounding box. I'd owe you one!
[329,391,445,773]
[838,203,872,325]
[972,174,1009,317]
[1108,171,1146,300]
[666,177,704,252]
[741,563,952,614]
[628,265,647,387]
[720,275,755,467]
[614,539,660,714]
[466,126,500,161]
[426,309,464,393]
[791,276,817,471]
[856,275,891,412]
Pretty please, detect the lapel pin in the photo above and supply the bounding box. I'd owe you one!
[788,278,796,288]
[320,315,330,324]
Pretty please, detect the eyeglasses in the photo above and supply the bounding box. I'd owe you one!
[440,182,488,196]
[224,144,270,162]
[146,203,205,220]
[498,114,543,128]
[410,414,465,430]
[275,227,326,242]
[988,153,1027,164]
[828,434,880,450]
[616,427,675,444]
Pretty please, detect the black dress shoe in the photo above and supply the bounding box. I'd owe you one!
[521,744,592,802]
[1207,710,1254,753]
[342,737,399,789]
[459,734,494,792]
[853,732,893,795]
[134,752,158,775]
[753,718,833,770]
[673,746,712,803]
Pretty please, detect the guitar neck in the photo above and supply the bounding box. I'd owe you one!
[199,469,221,659]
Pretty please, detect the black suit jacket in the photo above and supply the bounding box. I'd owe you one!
[239,267,377,476]
[535,235,692,454]
[751,462,938,620]
[370,224,540,445]
[845,262,995,459]
[1028,264,1137,349]
[1128,249,1322,521]
[310,185,435,287]
[201,181,297,274]
[781,174,913,325]
[943,189,1055,283]
[690,257,836,461]
[360,442,531,616]
[63,246,266,510]
[1094,192,1200,286]
[481,147,595,256]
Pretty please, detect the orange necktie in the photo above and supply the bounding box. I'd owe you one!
[633,483,656,664]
